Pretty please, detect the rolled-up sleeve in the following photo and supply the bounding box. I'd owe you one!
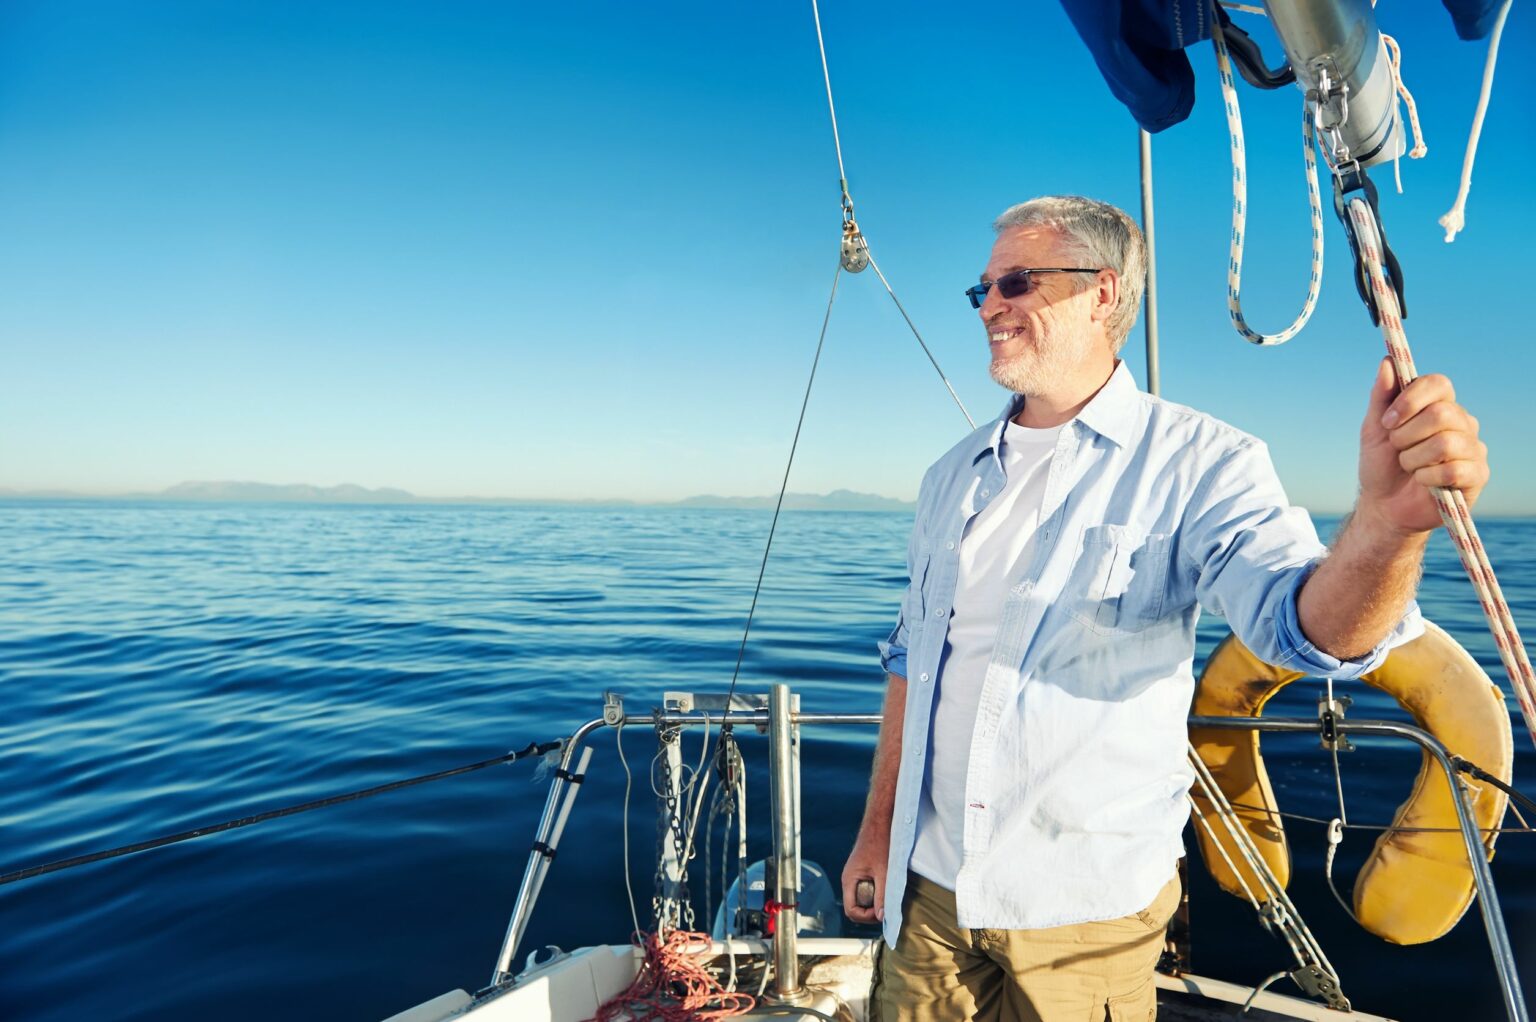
[879,475,934,679]
[1183,437,1421,677]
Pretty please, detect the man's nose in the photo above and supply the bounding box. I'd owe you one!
[979,283,1008,320]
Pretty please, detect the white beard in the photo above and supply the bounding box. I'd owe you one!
[988,317,1094,396]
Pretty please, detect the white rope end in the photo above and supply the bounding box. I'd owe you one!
[1439,206,1467,243]
[1409,144,1428,159]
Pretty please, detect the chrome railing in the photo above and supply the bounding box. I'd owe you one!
[490,699,1527,1022]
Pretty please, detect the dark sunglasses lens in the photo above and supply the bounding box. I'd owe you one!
[995,270,1035,299]
[965,285,988,309]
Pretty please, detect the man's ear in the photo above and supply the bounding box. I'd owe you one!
[1090,268,1120,326]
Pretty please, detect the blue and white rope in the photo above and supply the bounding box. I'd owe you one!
[1211,17,1325,347]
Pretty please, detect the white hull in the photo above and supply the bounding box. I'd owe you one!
[387,937,1398,1022]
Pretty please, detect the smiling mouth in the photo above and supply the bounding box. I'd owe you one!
[989,329,1023,344]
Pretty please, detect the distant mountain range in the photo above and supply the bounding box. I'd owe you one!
[0,481,915,512]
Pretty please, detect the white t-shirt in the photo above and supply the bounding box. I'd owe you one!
[910,419,1062,889]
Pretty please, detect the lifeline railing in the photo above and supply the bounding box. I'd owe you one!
[488,692,1527,1022]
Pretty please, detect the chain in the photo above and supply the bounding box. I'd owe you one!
[651,721,696,934]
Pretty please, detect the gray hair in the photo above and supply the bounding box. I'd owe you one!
[993,196,1147,353]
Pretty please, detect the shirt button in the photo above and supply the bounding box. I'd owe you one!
[980,489,990,498]
[946,541,955,550]
[919,672,930,682]
[932,608,944,617]
[904,815,913,824]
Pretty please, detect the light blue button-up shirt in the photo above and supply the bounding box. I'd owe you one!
[877,363,1419,943]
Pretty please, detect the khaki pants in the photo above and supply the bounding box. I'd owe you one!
[871,872,1181,1022]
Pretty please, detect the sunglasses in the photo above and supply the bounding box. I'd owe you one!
[965,267,1103,309]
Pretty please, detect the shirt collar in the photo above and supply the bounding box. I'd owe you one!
[974,361,1140,462]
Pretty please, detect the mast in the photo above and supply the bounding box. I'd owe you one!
[1139,128,1161,397]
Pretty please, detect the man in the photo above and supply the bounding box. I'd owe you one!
[840,195,1489,1021]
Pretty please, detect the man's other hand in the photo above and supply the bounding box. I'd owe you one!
[1358,359,1489,535]
[841,830,887,925]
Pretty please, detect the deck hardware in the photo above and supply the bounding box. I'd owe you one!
[839,219,869,273]
[1318,692,1354,753]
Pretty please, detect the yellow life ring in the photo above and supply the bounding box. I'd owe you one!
[1189,621,1513,945]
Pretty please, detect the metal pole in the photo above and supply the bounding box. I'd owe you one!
[1139,128,1162,397]
[492,718,606,984]
[1189,716,1527,1022]
[768,684,804,1002]
[503,745,593,973]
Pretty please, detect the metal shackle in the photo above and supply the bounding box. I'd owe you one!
[1263,0,1404,170]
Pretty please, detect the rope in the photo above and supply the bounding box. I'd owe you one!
[1439,0,1514,242]
[617,722,644,941]
[1239,972,1291,1015]
[0,740,564,887]
[1380,34,1428,161]
[1323,819,1364,925]
[1346,196,1536,751]
[1211,17,1326,346]
[586,930,757,1022]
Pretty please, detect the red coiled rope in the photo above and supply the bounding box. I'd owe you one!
[588,930,757,1022]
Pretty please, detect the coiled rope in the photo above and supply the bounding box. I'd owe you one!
[587,929,756,1022]
[1346,195,1536,750]
[1211,17,1325,347]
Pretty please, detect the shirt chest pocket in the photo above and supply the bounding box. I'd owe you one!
[1065,524,1173,636]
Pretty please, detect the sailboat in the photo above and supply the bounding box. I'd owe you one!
[1,2,1528,1020]
[385,1,1532,1020]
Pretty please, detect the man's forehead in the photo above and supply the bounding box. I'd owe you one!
[982,225,1063,278]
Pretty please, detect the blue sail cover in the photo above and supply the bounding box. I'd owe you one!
[1057,0,1506,134]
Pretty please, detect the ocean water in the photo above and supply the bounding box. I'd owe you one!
[1,501,1532,1021]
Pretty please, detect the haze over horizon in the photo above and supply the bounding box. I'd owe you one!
[3,2,1533,514]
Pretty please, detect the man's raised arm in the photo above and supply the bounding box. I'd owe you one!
[1299,361,1488,658]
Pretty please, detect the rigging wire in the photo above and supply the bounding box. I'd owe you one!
[0,740,563,888]
[865,251,976,430]
[718,265,843,723]
[810,0,852,218]
[808,0,975,429]
[1224,798,1534,836]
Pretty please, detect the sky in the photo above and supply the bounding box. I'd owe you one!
[1,1,1532,513]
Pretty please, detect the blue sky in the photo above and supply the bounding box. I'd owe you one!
[1,1,1531,512]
